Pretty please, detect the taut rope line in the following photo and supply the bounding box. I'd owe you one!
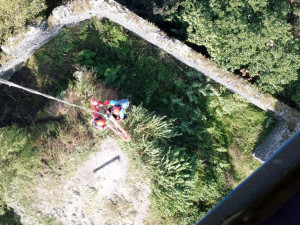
[0,78,107,118]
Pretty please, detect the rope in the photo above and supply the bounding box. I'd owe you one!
[0,78,107,118]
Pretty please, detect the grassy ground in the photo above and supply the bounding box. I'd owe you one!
[0,18,275,224]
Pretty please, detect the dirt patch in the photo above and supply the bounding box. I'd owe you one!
[9,138,151,225]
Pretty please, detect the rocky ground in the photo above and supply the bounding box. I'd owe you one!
[6,139,151,225]
[253,121,300,162]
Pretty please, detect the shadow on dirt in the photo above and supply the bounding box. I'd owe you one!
[0,67,48,127]
[0,65,75,127]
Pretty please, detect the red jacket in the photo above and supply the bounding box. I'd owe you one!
[90,99,107,128]
[90,98,126,121]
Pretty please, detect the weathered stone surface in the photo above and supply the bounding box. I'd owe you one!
[0,0,299,162]
[253,121,300,162]
[0,24,63,79]
[52,5,72,22]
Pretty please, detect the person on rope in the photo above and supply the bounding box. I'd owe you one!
[90,97,107,131]
[101,99,129,121]
[92,98,129,121]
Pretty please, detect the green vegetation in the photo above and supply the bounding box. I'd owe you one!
[0,125,41,214]
[0,0,46,44]
[0,205,21,225]
[117,0,300,109]
[0,0,47,65]
[1,0,299,109]
[0,76,103,218]
[1,0,300,106]
[0,19,275,224]
[175,0,299,91]
[170,0,300,97]
[115,0,181,20]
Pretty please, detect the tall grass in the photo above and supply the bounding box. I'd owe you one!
[124,106,199,224]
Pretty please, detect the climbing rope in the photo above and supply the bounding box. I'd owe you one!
[0,77,107,118]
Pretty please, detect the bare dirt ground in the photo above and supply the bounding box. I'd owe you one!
[8,139,151,225]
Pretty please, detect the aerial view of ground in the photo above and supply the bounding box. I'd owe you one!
[0,0,299,224]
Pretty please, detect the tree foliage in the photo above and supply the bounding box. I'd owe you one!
[0,0,46,44]
[171,0,300,94]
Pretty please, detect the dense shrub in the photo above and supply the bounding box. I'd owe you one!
[282,74,300,109]
[114,0,181,20]
[289,0,300,38]
[171,0,300,94]
[0,204,21,225]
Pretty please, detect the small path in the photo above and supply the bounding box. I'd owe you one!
[1,0,300,161]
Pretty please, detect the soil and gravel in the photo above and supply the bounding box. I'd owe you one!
[6,139,151,225]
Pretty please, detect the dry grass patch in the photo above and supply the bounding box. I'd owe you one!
[229,145,260,188]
